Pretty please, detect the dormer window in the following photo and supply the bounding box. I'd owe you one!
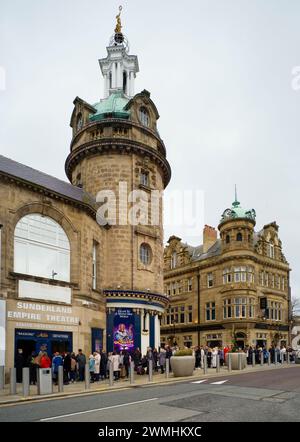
[76,113,83,131]
[267,242,275,258]
[139,107,150,127]
[171,252,177,269]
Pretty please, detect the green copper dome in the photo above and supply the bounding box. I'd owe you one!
[89,91,130,122]
[220,199,256,225]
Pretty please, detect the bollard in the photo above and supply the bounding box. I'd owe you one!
[268,353,271,366]
[260,352,264,366]
[238,353,242,371]
[36,367,40,395]
[280,353,284,365]
[228,353,232,372]
[130,361,135,384]
[85,364,90,390]
[109,362,114,387]
[252,352,256,368]
[148,360,153,382]
[203,355,208,374]
[165,358,170,378]
[0,366,4,390]
[287,352,290,365]
[216,355,220,373]
[10,368,17,395]
[22,367,30,397]
[58,365,64,392]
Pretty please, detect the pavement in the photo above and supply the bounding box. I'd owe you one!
[0,362,293,405]
[0,363,299,422]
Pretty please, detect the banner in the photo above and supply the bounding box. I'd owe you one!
[113,308,134,351]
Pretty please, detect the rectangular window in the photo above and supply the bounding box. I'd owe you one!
[188,305,193,323]
[206,302,216,321]
[207,273,214,288]
[140,171,149,187]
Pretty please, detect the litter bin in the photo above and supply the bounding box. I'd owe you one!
[38,368,53,395]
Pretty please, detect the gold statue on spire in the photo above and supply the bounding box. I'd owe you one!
[115,5,122,34]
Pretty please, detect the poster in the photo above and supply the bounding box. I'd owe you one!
[113,308,134,351]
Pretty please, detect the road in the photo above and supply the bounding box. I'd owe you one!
[0,366,299,422]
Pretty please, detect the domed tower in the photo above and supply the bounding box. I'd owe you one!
[65,8,171,354]
[218,189,256,252]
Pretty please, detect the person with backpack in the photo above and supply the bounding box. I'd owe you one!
[70,353,77,383]
[52,352,63,385]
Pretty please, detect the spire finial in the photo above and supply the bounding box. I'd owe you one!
[115,5,123,34]
[233,184,240,207]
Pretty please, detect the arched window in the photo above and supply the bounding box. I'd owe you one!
[236,232,243,241]
[14,214,70,281]
[139,243,151,265]
[76,113,83,131]
[139,107,150,127]
[226,234,230,244]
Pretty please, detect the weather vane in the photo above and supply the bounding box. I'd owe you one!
[115,5,123,34]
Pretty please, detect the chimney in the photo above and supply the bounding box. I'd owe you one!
[203,225,217,253]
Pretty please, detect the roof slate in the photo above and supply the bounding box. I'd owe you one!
[0,154,95,207]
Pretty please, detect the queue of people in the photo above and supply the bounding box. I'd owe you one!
[15,343,298,385]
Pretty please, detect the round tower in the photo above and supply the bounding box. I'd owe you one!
[65,9,171,353]
[218,192,256,252]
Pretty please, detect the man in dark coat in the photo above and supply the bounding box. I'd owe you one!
[15,349,24,383]
[76,349,86,381]
[100,351,108,380]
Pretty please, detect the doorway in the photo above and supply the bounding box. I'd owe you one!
[15,339,36,362]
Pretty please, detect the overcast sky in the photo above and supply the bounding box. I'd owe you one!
[1,0,300,299]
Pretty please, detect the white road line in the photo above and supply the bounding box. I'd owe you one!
[191,380,207,384]
[210,380,228,385]
[40,397,158,421]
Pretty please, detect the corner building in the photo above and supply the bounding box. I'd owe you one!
[161,197,291,349]
[0,18,170,371]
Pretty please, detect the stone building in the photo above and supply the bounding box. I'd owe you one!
[0,11,170,370]
[161,196,291,349]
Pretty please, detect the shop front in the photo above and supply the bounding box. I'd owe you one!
[4,299,105,370]
[14,329,73,361]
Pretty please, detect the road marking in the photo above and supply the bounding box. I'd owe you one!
[210,380,228,385]
[39,397,158,421]
[191,380,207,384]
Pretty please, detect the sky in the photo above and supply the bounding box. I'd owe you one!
[1,0,300,299]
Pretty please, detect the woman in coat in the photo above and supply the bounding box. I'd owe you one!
[211,348,218,368]
[112,352,121,380]
[89,354,95,382]
[158,348,167,374]
[93,352,101,381]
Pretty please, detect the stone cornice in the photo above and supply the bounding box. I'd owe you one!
[70,118,166,156]
[104,289,169,308]
[65,138,171,188]
[164,252,290,279]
